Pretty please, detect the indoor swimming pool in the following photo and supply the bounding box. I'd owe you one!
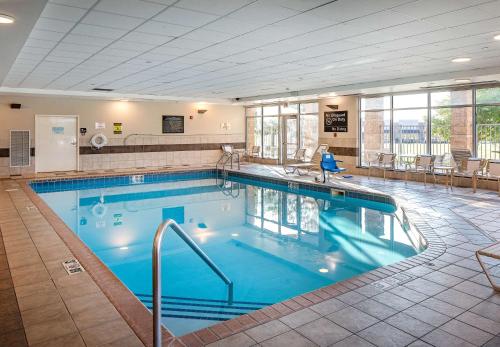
[30,171,425,336]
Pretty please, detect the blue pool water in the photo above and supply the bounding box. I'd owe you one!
[31,172,424,335]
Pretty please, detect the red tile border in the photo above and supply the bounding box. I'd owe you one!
[17,168,448,346]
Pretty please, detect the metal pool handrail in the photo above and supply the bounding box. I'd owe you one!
[153,219,233,347]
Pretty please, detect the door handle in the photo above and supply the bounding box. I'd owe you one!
[70,140,77,146]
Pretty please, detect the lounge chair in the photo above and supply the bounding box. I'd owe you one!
[476,242,500,291]
[216,144,240,170]
[320,153,346,183]
[451,148,472,172]
[243,146,260,162]
[283,144,329,175]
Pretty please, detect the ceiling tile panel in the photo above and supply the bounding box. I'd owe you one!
[71,23,128,39]
[122,31,174,45]
[40,3,88,21]
[49,0,99,9]
[33,17,76,33]
[135,20,193,37]
[81,11,144,30]
[175,0,255,16]
[227,1,300,26]
[94,0,168,18]
[154,7,219,27]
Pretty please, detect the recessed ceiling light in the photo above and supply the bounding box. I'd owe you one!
[451,57,471,63]
[119,246,129,250]
[0,14,15,24]
[455,79,471,84]
[494,34,500,41]
[318,268,329,273]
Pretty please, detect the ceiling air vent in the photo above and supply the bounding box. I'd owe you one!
[92,87,114,92]
[10,130,30,167]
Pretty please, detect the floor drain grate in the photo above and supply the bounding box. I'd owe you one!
[62,259,85,275]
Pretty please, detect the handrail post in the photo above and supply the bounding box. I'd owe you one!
[153,220,233,347]
[153,221,168,347]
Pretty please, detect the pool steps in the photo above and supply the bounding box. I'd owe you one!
[135,293,268,321]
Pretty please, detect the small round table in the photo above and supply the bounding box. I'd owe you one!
[433,165,455,188]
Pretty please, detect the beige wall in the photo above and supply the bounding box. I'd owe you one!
[318,96,359,169]
[0,95,245,176]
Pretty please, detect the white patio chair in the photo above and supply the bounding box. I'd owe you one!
[244,146,260,162]
[408,155,434,185]
[368,153,396,180]
[457,158,487,192]
[479,160,500,195]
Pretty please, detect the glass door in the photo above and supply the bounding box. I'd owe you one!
[281,115,298,164]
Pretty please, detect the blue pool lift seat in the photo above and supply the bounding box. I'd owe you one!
[320,153,346,183]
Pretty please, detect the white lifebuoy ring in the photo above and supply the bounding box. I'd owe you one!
[92,202,108,218]
[90,133,108,149]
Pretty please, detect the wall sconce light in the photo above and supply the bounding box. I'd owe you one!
[197,109,207,114]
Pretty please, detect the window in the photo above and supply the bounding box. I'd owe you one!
[246,117,262,155]
[263,117,279,159]
[393,93,427,109]
[299,102,319,160]
[360,96,390,166]
[245,107,262,157]
[359,86,500,165]
[393,109,427,157]
[476,87,500,159]
[300,114,319,160]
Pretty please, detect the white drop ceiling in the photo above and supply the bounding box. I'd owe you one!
[1,0,500,102]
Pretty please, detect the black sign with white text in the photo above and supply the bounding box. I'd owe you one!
[324,111,348,132]
[162,115,184,133]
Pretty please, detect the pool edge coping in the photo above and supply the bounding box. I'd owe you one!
[21,167,446,347]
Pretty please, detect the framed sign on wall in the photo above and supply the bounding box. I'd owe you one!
[162,115,184,133]
[324,111,348,132]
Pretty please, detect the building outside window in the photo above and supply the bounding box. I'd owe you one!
[359,86,500,167]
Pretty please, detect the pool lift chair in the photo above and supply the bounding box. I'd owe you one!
[320,153,346,183]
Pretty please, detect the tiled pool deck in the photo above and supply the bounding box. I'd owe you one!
[1,163,499,347]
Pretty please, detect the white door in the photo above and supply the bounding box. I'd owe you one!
[35,115,78,172]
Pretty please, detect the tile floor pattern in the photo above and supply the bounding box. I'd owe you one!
[1,163,499,347]
[0,180,145,347]
[194,165,500,347]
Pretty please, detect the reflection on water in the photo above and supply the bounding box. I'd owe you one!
[244,184,419,266]
[33,175,424,336]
